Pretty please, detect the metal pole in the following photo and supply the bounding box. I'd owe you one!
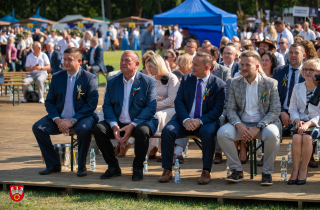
[101,0,106,22]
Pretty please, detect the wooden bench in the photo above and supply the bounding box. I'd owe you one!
[96,71,109,87]
[0,83,28,106]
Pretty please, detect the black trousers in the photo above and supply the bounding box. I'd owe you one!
[93,121,151,169]
[110,40,116,51]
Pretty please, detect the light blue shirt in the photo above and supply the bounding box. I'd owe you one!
[52,70,79,121]
[283,64,303,110]
[89,45,98,65]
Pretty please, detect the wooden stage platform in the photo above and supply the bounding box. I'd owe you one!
[1,87,320,208]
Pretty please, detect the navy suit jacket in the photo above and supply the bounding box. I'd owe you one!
[103,71,159,135]
[173,73,226,125]
[272,65,305,112]
[45,50,61,74]
[85,46,107,73]
[45,68,99,122]
[220,61,240,77]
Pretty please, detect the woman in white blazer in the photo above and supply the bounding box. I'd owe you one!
[288,59,320,185]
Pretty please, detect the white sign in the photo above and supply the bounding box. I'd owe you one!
[293,6,309,17]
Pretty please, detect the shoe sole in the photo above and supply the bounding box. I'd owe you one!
[100,173,121,179]
[198,181,210,185]
[226,178,244,183]
[261,182,273,186]
[77,173,87,177]
[159,176,172,183]
[132,177,143,181]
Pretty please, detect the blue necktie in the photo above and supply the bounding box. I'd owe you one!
[287,68,297,107]
[64,76,74,119]
[194,79,203,119]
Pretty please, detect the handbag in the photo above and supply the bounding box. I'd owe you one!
[25,90,39,102]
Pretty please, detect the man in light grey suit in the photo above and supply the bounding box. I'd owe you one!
[201,44,232,164]
[217,50,281,186]
[277,37,289,65]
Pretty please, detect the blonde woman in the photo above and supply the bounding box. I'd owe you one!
[288,59,320,185]
[6,37,17,72]
[79,31,93,57]
[172,53,193,81]
[265,25,278,42]
[141,50,155,76]
[163,49,180,72]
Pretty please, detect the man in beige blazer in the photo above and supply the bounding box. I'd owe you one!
[217,50,281,186]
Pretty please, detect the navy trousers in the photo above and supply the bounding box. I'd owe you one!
[32,115,97,170]
[161,119,219,170]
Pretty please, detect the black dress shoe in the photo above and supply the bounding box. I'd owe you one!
[157,157,162,162]
[297,179,306,185]
[39,165,61,175]
[132,168,143,181]
[77,168,87,177]
[287,179,297,185]
[100,167,121,179]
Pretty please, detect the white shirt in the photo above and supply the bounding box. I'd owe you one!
[17,40,26,51]
[110,28,117,41]
[258,33,264,41]
[279,48,289,59]
[274,51,285,66]
[183,73,210,125]
[239,75,262,124]
[8,33,16,38]
[89,45,98,65]
[316,32,320,38]
[58,39,68,56]
[25,37,33,48]
[133,30,140,37]
[277,28,294,49]
[170,30,182,50]
[300,29,316,41]
[109,73,138,128]
[47,35,59,46]
[283,64,303,110]
[0,35,7,43]
[25,52,50,74]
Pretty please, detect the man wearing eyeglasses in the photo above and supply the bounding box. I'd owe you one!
[277,38,289,65]
[185,39,197,57]
[275,20,294,49]
[250,33,260,51]
[220,45,240,77]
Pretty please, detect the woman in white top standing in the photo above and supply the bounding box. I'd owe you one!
[288,59,320,185]
[23,31,33,55]
[46,29,60,48]
[79,31,93,59]
[16,34,26,71]
[132,28,140,50]
[0,31,8,69]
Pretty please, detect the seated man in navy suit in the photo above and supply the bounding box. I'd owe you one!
[45,42,62,74]
[220,45,240,78]
[83,36,107,75]
[93,50,158,181]
[33,47,99,177]
[159,52,226,185]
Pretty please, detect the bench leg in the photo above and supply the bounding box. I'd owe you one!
[18,86,20,105]
[12,86,15,106]
[71,135,74,172]
[5,86,7,95]
[254,139,257,176]
[1,86,2,96]
[250,140,253,179]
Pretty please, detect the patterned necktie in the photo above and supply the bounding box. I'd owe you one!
[287,68,297,107]
[194,79,203,119]
[64,76,74,119]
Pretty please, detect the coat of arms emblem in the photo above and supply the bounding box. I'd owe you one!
[10,185,24,201]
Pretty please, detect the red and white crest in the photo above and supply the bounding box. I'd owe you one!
[10,185,24,201]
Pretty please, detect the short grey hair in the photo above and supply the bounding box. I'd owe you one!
[91,36,99,44]
[67,42,75,48]
[47,42,54,47]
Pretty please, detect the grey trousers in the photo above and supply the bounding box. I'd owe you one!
[175,138,189,149]
[22,72,48,100]
[217,123,280,174]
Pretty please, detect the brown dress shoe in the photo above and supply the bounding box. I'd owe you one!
[213,153,222,164]
[114,144,120,156]
[159,169,172,183]
[308,156,318,168]
[117,143,131,158]
[172,154,184,165]
[198,170,211,185]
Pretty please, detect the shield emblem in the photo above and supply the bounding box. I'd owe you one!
[10,185,24,201]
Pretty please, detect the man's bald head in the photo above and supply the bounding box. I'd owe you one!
[279,37,289,51]
[304,22,310,31]
[123,50,140,62]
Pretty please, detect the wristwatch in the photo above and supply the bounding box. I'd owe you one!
[71,118,77,126]
[256,123,263,130]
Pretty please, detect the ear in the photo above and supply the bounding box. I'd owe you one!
[78,58,82,64]
[256,64,259,70]
[205,65,210,70]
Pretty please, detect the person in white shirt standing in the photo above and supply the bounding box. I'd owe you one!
[275,20,294,49]
[22,42,51,103]
[217,50,281,185]
[170,25,182,50]
[46,29,60,48]
[300,22,316,41]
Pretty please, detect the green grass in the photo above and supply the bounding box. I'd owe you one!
[1,186,320,210]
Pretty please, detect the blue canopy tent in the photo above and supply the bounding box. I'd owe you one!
[153,0,237,47]
[0,15,19,23]
[30,8,49,31]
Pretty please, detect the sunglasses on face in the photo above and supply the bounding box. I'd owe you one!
[163,56,173,59]
[251,39,258,41]
[302,68,316,73]
[279,42,285,45]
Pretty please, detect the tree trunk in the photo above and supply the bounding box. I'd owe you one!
[237,0,241,14]
[157,0,162,14]
[255,0,259,18]
[270,0,275,12]
[135,0,142,17]
[106,0,112,20]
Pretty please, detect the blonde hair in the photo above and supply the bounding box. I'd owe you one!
[142,51,155,68]
[301,59,320,78]
[267,25,277,38]
[240,50,265,74]
[7,36,15,45]
[176,53,193,71]
[146,54,168,76]
[242,39,252,47]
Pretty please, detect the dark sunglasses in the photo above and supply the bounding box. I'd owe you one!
[302,68,316,73]
[163,56,173,59]
[251,39,258,41]
[279,42,285,45]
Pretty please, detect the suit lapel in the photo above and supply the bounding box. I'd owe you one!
[202,74,214,113]
[118,73,124,109]
[61,71,68,104]
[213,63,219,77]
[129,71,141,107]
[239,77,247,111]
[189,74,197,111]
[257,74,266,116]
[73,69,84,108]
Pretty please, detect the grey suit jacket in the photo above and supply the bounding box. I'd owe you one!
[226,73,282,132]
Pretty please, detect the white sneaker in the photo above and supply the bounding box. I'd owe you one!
[39,98,45,103]
[22,99,28,103]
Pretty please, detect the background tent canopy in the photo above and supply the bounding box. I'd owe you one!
[0,14,19,23]
[153,0,237,25]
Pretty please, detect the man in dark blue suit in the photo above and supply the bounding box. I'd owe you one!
[33,47,99,177]
[83,37,107,75]
[45,42,62,74]
[159,52,226,185]
[93,50,158,181]
[220,45,241,77]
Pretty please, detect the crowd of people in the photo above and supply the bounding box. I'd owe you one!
[30,19,320,187]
